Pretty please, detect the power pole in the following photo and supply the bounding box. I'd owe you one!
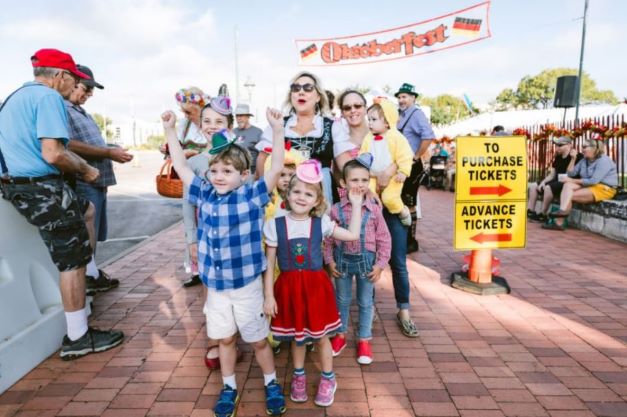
[574,0,589,125]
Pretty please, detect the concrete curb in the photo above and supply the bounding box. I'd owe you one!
[99,220,183,268]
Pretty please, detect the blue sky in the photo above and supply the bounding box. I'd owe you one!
[1,0,625,125]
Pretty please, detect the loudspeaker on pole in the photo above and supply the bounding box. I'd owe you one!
[554,75,578,108]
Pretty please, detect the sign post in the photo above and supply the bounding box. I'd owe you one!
[451,136,527,295]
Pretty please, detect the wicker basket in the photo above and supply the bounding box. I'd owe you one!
[156,159,183,198]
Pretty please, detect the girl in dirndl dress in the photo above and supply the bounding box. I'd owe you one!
[262,159,364,408]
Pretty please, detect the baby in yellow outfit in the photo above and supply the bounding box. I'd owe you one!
[360,98,413,226]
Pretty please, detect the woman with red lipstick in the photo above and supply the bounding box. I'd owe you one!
[256,72,353,206]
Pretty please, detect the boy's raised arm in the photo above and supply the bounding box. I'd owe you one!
[161,111,195,185]
[262,108,285,191]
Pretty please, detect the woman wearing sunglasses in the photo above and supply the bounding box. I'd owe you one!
[336,90,399,197]
[337,90,368,158]
[545,137,618,231]
[256,72,353,206]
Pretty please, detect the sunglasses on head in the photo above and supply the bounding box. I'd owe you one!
[290,83,316,93]
[341,104,364,112]
[555,143,567,147]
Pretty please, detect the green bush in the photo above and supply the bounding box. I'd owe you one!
[129,134,164,151]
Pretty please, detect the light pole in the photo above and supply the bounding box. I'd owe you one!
[244,76,255,104]
[574,0,589,125]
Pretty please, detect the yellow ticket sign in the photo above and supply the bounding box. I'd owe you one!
[454,136,527,250]
[456,137,527,201]
[455,201,527,249]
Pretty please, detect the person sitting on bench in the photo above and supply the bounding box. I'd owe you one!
[544,137,618,231]
[527,136,582,223]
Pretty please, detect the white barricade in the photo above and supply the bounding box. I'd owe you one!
[0,197,65,393]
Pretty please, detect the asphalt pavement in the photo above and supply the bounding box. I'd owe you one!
[95,150,183,265]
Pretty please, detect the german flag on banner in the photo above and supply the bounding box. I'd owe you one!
[300,43,318,61]
[453,17,482,37]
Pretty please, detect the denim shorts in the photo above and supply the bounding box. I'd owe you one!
[76,182,108,241]
[1,179,92,271]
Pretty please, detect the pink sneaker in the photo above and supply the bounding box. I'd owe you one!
[356,340,373,365]
[330,335,346,357]
[290,374,307,403]
[314,377,337,407]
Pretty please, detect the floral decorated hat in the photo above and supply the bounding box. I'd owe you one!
[175,87,209,107]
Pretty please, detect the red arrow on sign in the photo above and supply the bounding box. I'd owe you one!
[470,232,513,244]
[469,184,512,196]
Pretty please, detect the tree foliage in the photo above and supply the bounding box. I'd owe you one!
[419,94,474,126]
[495,68,618,110]
[92,113,115,141]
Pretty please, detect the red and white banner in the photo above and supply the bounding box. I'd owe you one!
[295,1,491,66]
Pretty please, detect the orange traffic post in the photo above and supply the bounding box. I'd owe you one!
[451,249,510,295]
[467,249,493,283]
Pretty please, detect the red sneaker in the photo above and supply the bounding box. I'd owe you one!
[204,346,220,370]
[356,340,373,365]
[330,335,346,357]
[204,347,244,370]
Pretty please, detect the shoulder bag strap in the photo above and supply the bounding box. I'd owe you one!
[398,107,419,134]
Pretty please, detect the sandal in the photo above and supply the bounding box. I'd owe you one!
[548,210,569,218]
[542,222,565,231]
[396,313,419,338]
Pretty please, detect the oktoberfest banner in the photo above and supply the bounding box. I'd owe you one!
[295,1,491,66]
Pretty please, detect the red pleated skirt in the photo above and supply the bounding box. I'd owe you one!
[271,269,341,344]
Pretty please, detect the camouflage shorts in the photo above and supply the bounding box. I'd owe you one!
[1,178,92,272]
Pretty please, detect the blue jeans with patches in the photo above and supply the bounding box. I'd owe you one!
[334,251,376,340]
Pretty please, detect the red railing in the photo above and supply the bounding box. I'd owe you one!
[525,114,626,189]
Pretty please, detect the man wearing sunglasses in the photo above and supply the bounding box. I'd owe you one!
[527,136,582,223]
[0,49,124,359]
[395,83,435,254]
[65,64,133,295]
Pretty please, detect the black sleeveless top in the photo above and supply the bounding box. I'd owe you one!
[283,116,334,168]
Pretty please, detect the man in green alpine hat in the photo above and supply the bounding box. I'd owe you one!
[394,82,434,254]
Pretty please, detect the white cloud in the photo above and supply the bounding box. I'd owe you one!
[1,0,625,128]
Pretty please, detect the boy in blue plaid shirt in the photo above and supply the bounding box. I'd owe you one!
[162,107,286,417]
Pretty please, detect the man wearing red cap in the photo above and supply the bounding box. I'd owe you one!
[0,48,124,359]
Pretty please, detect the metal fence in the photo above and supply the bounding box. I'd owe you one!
[525,114,626,189]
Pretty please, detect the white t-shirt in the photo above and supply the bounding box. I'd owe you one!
[263,213,336,247]
[177,119,207,146]
[255,114,353,160]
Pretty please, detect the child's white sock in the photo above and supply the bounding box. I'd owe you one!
[65,309,88,341]
[222,374,237,389]
[86,257,99,278]
[264,372,277,386]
